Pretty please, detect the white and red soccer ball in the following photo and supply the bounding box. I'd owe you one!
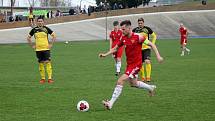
[77,100,89,112]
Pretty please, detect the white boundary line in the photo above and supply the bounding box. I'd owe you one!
[0,9,214,32]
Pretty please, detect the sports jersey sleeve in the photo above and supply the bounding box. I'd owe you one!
[109,32,112,38]
[145,26,157,44]
[137,34,149,45]
[29,28,35,36]
[145,26,153,34]
[151,32,157,44]
[132,28,137,32]
[45,26,54,35]
[143,39,150,45]
[184,29,187,34]
[117,39,124,47]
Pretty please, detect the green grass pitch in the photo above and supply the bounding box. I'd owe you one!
[0,38,215,121]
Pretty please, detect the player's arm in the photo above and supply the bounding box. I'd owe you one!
[27,35,35,49]
[99,45,118,58]
[27,29,35,49]
[46,27,56,48]
[48,32,56,49]
[186,28,188,37]
[146,41,163,63]
[50,32,56,44]
[146,26,157,44]
[139,35,163,63]
[109,33,113,49]
[109,38,113,50]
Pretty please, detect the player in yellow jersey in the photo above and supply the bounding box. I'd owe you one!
[132,18,157,82]
[28,6,35,27]
[27,17,56,84]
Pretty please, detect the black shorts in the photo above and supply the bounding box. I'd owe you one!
[36,50,51,62]
[142,49,151,62]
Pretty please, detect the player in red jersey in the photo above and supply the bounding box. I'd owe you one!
[179,23,190,56]
[99,20,163,110]
[109,21,123,76]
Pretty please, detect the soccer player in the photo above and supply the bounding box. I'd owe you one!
[179,23,190,56]
[99,20,163,110]
[109,21,123,76]
[28,6,35,27]
[27,17,56,84]
[132,18,157,82]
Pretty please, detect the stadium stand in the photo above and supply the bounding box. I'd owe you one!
[0,1,215,43]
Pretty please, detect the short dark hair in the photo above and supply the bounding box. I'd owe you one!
[120,20,131,26]
[113,21,119,26]
[138,18,144,22]
[37,16,44,21]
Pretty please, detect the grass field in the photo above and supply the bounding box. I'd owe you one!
[0,38,215,121]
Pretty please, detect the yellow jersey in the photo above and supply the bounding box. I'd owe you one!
[29,14,34,19]
[132,26,157,50]
[29,26,54,51]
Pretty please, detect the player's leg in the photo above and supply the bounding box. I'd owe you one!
[181,38,186,56]
[103,74,128,110]
[36,51,46,83]
[185,46,190,54]
[32,18,35,26]
[140,50,146,81]
[144,49,151,82]
[129,78,156,96]
[128,67,156,96]
[184,39,190,54]
[181,45,185,56]
[115,57,121,76]
[113,52,118,76]
[46,61,53,83]
[43,50,54,83]
[29,18,33,27]
[115,47,123,76]
[145,60,151,82]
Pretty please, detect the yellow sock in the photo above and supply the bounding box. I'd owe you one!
[140,65,145,80]
[39,63,45,79]
[46,62,52,79]
[146,63,151,80]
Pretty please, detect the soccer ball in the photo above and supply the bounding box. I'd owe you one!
[77,100,90,112]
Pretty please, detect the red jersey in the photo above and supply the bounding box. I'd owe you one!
[117,32,145,66]
[179,27,187,38]
[109,29,123,47]
[179,27,187,45]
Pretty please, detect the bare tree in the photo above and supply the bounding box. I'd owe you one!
[28,0,39,7]
[49,0,58,6]
[10,0,16,15]
[40,0,49,7]
[1,0,3,6]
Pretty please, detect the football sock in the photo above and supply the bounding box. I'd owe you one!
[146,63,151,80]
[109,85,123,106]
[140,65,145,80]
[46,62,52,79]
[39,63,45,79]
[136,81,153,91]
[116,61,121,73]
[181,50,185,56]
[185,47,190,52]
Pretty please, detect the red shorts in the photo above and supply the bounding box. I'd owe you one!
[125,62,142,79]
[112,46,123,58]
[180,38,187,45]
